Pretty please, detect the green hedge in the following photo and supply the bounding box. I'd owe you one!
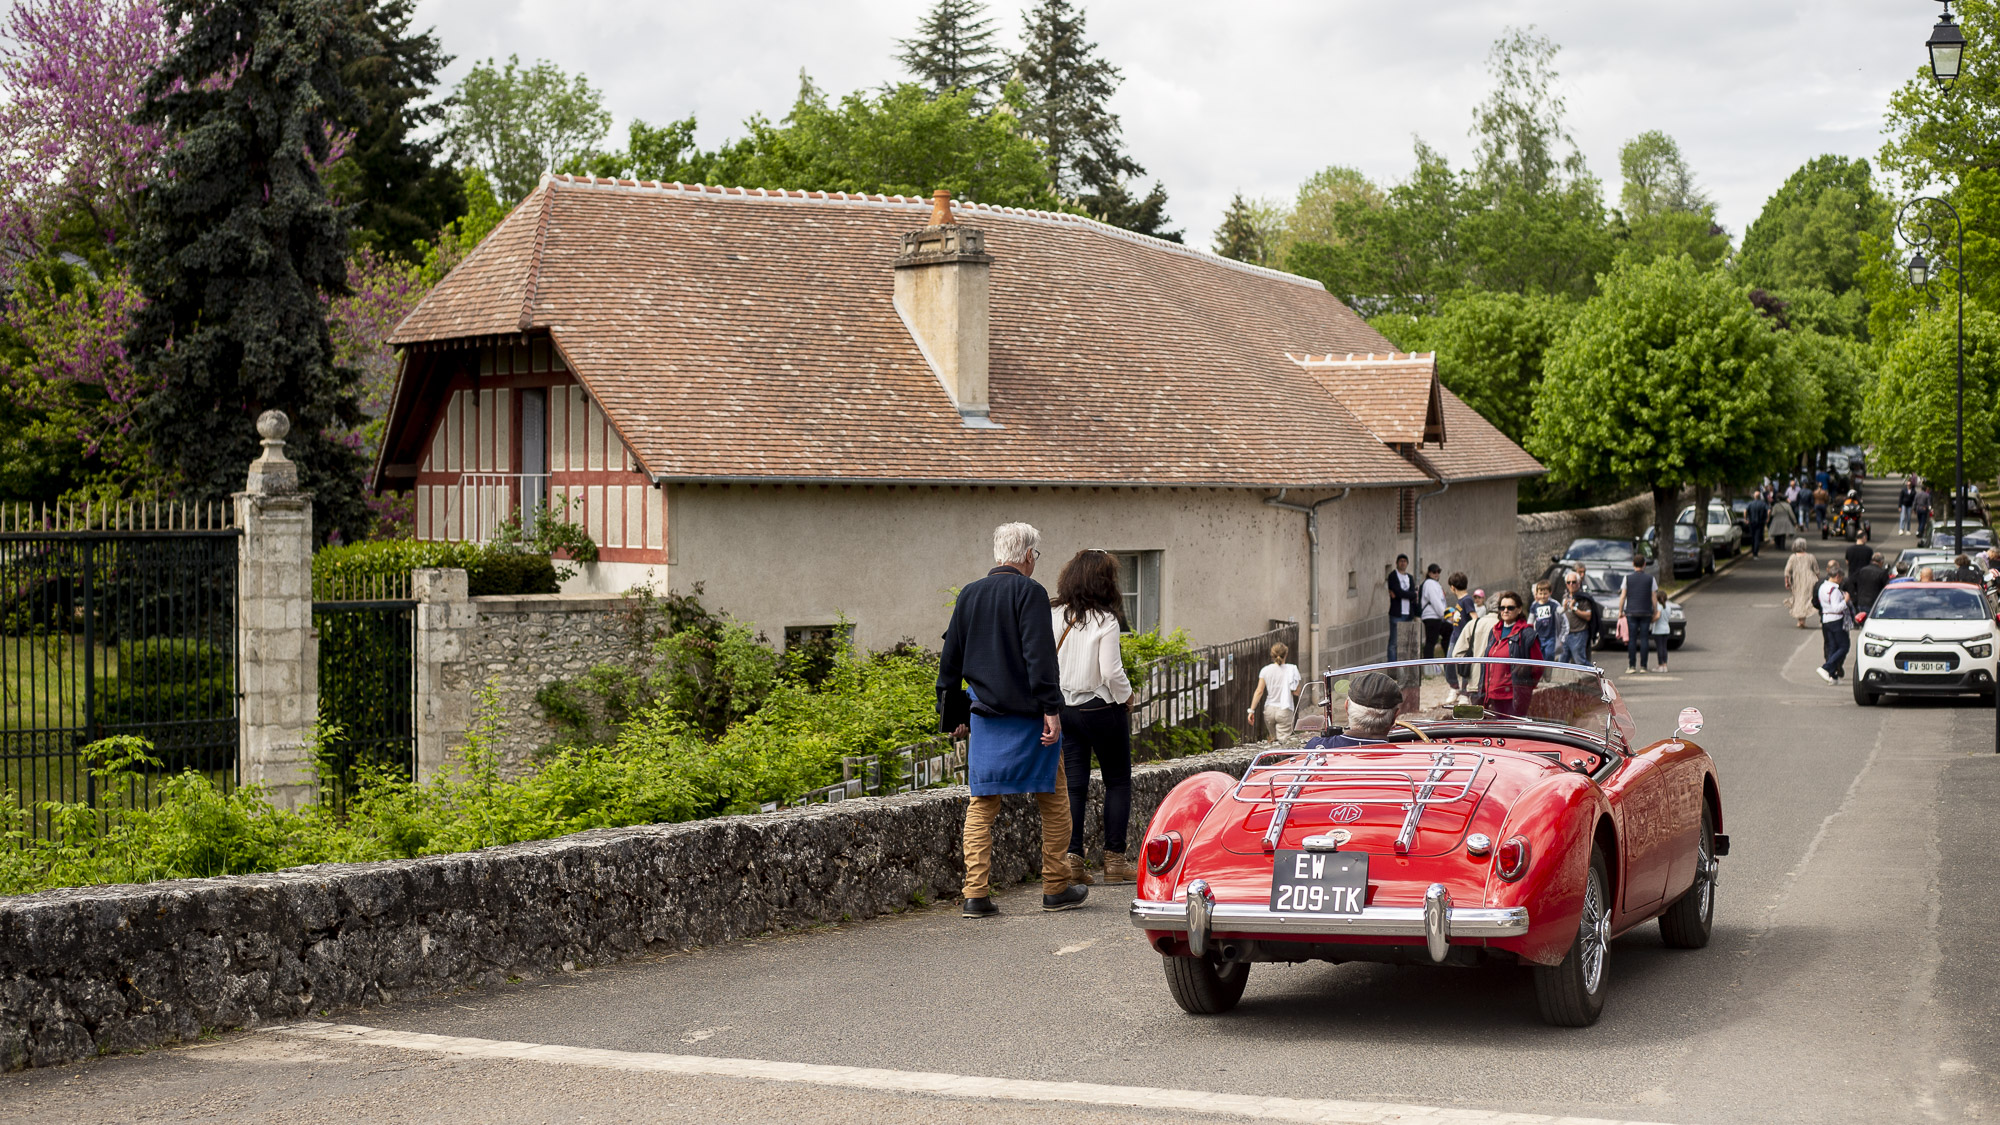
[312,540,557,597]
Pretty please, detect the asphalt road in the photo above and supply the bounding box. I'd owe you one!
[6,476,1996,1125]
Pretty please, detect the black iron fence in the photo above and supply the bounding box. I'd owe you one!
[312,572,416,812]
[0,501,239,840]
[1130,623,1300,755]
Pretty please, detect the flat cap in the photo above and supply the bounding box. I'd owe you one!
[1347,671,1402,710]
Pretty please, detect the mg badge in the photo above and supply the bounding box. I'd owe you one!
[1329,804,1364,824]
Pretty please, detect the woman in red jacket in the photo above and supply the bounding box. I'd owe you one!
[1482,591,1543,719]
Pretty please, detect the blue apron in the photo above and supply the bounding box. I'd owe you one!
[965,686,1062,796]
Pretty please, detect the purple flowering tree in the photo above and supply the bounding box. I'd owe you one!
[0,0,173,253]
[1,267,156,479]
[328,247,426,535]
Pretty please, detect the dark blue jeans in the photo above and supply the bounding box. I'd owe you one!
[1626,615,1667,669]
[1821,622,1850,680]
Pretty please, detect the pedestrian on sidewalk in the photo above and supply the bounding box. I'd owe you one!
[1816,561,1852,684]
[938,522,1085,918]
[1385,555,1416,661]
[1915,481,1934,542]
[1050,549,1138,889]
[1616,555,1668,674]
[1899,476,1916,535]
[1746,492,1770,558]
[1444,572,1476,700]
[1784,538,1819,629]
[1419,563,1450,665]
[1812,483,1830,529]
[1529,580,1564,662]
[1786,479,1802,525]
[1947,553,1983,584]
[1480,592,1544,718]
[1560,570,1598,667]
[1768,493,1797,550]
[1247,641,1302,740]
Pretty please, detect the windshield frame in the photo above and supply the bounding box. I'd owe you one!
[1867,586,1992,622]
[1308,657,1634,755]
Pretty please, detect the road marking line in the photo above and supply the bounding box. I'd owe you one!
[273,1021,1689,1125]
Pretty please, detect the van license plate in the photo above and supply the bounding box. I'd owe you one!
[1903,660,1951,673]
[1270,850,1368,914]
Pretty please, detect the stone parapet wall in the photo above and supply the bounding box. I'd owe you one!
[1516,493,1655,587]
[0,746,1268,1071]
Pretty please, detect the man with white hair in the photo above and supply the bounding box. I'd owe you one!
[1304,671,1403,748]
[938,522,1087,918]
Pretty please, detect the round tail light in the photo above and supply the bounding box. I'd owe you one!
[1495,835,1532,881]
[1144,831,1181,874]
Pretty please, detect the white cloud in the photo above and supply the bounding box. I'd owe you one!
[413,0,1931,248]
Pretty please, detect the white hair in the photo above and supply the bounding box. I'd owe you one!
[1345,702,1397,738]
[992,522,1041,565]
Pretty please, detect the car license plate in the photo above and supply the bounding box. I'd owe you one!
[1903,660,1952,673]
[1270,850,1368,915]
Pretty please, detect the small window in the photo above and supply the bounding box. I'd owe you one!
[1347,570,1357,596]
[1397,487,1417,533]
[1112,551,1163,633]
[784,623,852,650]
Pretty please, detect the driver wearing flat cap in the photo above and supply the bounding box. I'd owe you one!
[1304,671,1403,748]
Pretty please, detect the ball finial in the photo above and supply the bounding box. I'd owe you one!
[256,410,290,441]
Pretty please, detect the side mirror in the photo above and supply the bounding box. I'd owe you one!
[1676,707,1704,737]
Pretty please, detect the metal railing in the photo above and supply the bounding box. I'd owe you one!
[311,571,417,811]
[1129,623,1299,749]
[765,735,968,811]
[440,473,552,544]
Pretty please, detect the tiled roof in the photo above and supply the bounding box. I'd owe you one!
[386,177,1539,488]
[1422,393,1547,482]
[1288,353,1445,446]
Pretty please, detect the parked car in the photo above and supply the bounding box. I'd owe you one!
[1895,548,1958,577]
[1132,658,1726,1026]
[1576,567,1687,650]
[1825,453,1853,493]
[1928,528,1994,553]
[1549,537,1640,569]
[1852,583,1999,705]
[1677,501,1743,557]
[1644,522,1715,578]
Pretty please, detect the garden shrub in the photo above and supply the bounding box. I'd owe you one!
[312,537,560,596]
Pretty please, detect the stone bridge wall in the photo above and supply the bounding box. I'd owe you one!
[0,746,1266,1071]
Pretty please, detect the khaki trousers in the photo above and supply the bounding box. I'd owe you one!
[962,759,1071,899]
[1263,702,1296,739]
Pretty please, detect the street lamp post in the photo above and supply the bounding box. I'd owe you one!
[1912,2,1991,750]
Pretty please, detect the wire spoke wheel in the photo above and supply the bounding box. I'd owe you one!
[1534,847,1611,1026]
[1661,805,1718,949]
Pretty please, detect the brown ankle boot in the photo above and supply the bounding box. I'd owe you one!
[1100,850,1136,885]
[1066,852,1096,886]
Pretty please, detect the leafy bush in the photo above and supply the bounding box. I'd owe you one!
[312,535,567,597]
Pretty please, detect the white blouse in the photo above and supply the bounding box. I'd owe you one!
[1051,607,1136,707]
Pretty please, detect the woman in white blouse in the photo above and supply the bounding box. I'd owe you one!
[1050,550,1138,886]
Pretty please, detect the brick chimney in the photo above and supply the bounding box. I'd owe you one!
[894,190,997,426]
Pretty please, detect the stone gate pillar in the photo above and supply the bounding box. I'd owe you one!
[234,411,316,809]
[412,567,473,782]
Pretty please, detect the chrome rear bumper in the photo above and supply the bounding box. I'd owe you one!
[1132,882,1530,958]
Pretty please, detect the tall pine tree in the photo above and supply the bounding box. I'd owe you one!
[1213,193,1261,262]
[326,0,464,261]
[128,0,373,540]
[895,0,1008,105]
[1012,0,1137,196]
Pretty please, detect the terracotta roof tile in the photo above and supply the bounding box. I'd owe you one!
[1290,352,1445,446]
[387,176,1537,489]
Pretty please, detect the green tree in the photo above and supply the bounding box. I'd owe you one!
[1619,130,1709,219]
[1011,0,1138,197]
[1861,306,2000,488]
[323,0,464,261]
[1284,142,1465,315]
[127,0,373,540]
[1529,255,1808,580]
[713,79,1055,207]
[1780,327,1865,452]
[448,55,611,202]
[896,0,1008,105]
[1738,155,1891,300]
[1384,291,1577,444]
[1213,192,1262,262]
[566,116,717,183]
[1079,178,1180,242]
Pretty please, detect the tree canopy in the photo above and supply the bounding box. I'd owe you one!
[127,0,372,540]
[1738,156,1890,299]
[449,54,611,202]
[1374,291,1577,446]
[896,0,1008,105]
[324,0,464,261]
[1861,306,2000,488]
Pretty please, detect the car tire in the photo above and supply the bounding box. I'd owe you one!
[1533,849,1611,1027]
[1853,680,1878,706]
[1668,636,1685,651]
[1659,806,1717,950]
[1163,955,1250,1015]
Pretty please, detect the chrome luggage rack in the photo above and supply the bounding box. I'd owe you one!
[1233,748,1489,854]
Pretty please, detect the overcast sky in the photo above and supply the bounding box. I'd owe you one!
[410,0,1932,248]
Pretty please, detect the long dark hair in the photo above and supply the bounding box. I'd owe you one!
[1053,549,1129,629]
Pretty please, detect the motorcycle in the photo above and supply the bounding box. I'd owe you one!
[1823,503,1864,541]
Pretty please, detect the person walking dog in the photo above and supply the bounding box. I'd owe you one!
[938,522,1087,918]
[1050,550,1138,888]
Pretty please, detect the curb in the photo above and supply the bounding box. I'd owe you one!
[1665,547,1753,602]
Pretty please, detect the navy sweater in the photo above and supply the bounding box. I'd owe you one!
[938,566,1063,719]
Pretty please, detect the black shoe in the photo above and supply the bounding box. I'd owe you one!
[961,896,999,918]
[1042,885,1089,912]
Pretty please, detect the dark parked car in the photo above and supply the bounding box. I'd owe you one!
[1643,522,1715,578]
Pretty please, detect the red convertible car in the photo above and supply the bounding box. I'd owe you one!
[1131,658,1725,1026]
